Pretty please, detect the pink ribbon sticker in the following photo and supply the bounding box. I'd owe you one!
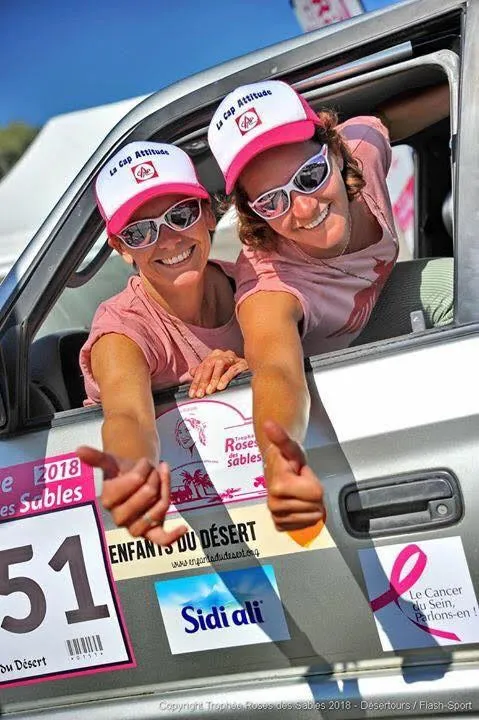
[370,543,460,642]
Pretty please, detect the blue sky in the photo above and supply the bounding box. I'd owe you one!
[2,0,398,128]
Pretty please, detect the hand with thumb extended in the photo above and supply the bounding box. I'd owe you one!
[263,419,307,474]
[76,445,129,479]
[76,445,187,546]
[262,420,326,539]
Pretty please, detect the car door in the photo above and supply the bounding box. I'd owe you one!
[1,0,479,717]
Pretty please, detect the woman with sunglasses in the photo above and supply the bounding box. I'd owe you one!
[77,141,246,546]
[208,80,450,534]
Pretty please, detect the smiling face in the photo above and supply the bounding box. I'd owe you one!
[239,140,351,257]
[111,193,216,291]
[175,419,194,450]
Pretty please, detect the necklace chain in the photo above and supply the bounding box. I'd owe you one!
[336,212,352,258]
[291,211,352,264]
[285,213,375,283]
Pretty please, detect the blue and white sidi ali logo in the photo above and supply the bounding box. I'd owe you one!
[155,565,290,654]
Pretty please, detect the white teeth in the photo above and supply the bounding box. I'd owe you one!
[303,204,330,229]
[161,247,194,265]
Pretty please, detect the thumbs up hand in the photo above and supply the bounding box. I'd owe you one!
[76,445,187,546]
[262,420,326,533]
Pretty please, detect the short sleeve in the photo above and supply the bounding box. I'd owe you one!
[338,115,392,177]
[234,249,311,333]
[339,116,396,238]
[79,302,166,405]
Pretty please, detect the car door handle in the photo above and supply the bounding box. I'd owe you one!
[341,470,462,537]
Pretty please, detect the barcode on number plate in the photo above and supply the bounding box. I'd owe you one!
[66,634,104,656]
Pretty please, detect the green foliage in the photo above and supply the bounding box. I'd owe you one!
[0,122,40,179]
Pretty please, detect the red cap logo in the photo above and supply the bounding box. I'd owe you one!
[236,108,261,135]
[131,161,158,183]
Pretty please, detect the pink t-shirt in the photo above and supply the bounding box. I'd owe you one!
[235,116,398,356]
[80,260,243,405]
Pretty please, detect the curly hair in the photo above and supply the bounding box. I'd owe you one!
[231,108,365,252]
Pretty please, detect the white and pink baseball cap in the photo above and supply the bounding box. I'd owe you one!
[208,80,322,194]
[95,141,209,235]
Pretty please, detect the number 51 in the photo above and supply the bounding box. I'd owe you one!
[0,536,110,634]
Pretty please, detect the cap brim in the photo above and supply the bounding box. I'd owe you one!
[225,120,317,194]
[107,182,209,235]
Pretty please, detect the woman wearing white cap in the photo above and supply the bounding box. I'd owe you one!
[77,141,246,545]
[208,80,450,534]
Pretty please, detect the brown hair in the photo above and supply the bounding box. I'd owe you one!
[231,108,365,251]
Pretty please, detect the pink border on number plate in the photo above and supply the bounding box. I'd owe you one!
[0,451,136,688]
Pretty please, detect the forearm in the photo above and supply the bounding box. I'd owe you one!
[101,412,159,465]
[251,364,310,455]
[378,84,450,142]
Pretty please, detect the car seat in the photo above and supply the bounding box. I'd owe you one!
[30,330,89,411]
[29,255,134,414]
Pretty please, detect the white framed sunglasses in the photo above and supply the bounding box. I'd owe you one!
[248,144,331,220]
[117,197,202,249]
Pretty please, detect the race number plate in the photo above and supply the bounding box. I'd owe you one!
[0,453,135,687]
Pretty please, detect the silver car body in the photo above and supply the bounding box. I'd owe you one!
[0,0,478,717]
